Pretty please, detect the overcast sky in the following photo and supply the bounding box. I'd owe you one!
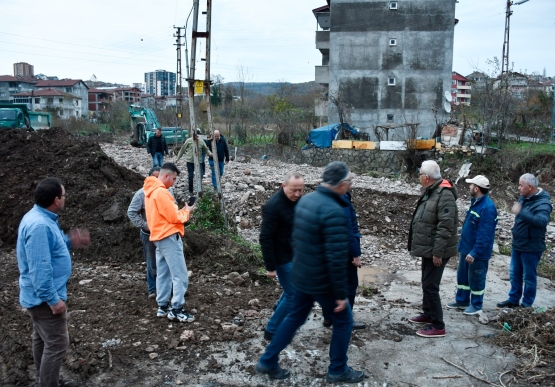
[1,0,553,85]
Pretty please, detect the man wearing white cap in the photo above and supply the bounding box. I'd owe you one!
[447,175,498,315]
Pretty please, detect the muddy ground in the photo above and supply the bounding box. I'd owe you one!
[1,129,555,386]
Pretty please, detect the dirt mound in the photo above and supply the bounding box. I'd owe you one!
[0,128,144,261]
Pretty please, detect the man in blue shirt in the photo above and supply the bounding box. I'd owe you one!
[17,177,90,387]
[447,175,498,315]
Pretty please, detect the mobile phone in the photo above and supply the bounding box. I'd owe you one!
[187,196,196,206]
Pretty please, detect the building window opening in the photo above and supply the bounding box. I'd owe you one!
[390,2,398,10]
[388,77,396,86]
[387,114,394,122]
[389,38,397,46]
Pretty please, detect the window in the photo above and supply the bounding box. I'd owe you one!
[65,87,72,93]
[35,98,40,104]
[389,38,397,46]
[452,79,456,85]
[59,110,63,116]
[387,114,394,122]
[47,98,53,104]
[388,77,396,86]
[59,98,63,103]
[390,1,398,9]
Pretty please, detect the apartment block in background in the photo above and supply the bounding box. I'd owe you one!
[451,72,471,105]
[13,62,34,77]
[144,70,176,97]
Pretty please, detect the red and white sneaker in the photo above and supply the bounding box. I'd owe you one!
[416,325,446,338]
[408,314,433,324]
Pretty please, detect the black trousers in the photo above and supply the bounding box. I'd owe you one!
[347,263,358,311]
[421,257,449,330]
[186,162,195,194]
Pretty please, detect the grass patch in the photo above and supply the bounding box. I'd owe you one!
[538,244,555,280]
[498,243,512,256]
[502,142,555,156]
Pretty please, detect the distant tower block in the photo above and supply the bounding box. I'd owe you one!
[13,62,34,77]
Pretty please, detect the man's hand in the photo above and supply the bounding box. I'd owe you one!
[50,300,66,315]
[185,204,195,213]
[351,257,361,268]
[334,299,348,313]
[465,254,475,264]
[512,202,522,215]
[432,256,443,267]
[69,228,90,248]
[266,270,277,278]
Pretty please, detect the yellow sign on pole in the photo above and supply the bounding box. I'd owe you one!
[194,80,204,95]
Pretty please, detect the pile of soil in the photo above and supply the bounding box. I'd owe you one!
[491,308,555,385]
[0,128,274,386]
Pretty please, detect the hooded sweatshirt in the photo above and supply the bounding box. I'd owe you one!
[143,176,190,241]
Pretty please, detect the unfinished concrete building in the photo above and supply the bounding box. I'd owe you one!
[313,0,457,139]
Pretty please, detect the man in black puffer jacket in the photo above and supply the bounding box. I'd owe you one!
[255,162,365,384]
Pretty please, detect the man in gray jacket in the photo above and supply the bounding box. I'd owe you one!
[127,167,160,298]
[408,160,458,338]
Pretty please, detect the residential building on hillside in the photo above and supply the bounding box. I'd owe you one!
[113,87,141,104]
[0,75,36,101]
[451,72,471,105]
[493,72,529,98]
[133,83,146,93]
[466,71,487,89]
[35,79,89,117]
[13,62,34,77]
[140,94,155,108]
[12,89,82,117]
[88,88,114,116]
[313,0,457,139]
[145,70,176,97]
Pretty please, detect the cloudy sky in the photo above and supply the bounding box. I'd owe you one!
[1,0,553,85]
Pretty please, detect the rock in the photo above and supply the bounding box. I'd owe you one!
[188,270,193,278]
[221,323,238,332]
[479,314,489,325]
[492,243,500,254]
[248,299,260,306]
[228,272,246,286]
[102,202,122,222]
[180,330,195,341]
[149,353,158,359]
[145,346,155,352]
[200,335,210,341]
[79,279,93,285]
[240,192,251,204]
[132,342,141,347]
[243,168,251,175]
[241,272,249,279]
[224,182,235,190]
[254,185,265,192]
[239,218,251,229]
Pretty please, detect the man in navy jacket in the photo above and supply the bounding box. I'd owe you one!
[498,173,552,308]
[447,175,498,315]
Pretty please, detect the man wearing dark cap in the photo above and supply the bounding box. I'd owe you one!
[447,175,498,315]
[255,161,365,384]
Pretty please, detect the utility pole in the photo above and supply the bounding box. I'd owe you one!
[174,26,185,151]
[203,0,228,227]
[501,0,530,76]
[185,0,203,196]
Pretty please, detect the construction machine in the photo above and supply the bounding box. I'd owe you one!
[128,105,187,147]
[0,103,52,130]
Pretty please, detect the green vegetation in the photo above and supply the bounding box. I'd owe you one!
[498,243,512,256]
[538,244,555,280]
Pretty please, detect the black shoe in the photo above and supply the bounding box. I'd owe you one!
[254,362,290,380]
[323,319,333,328]
[496,300,519,308]
[263,329,273,341]
[352,321,366,330]
[326,367,365,383]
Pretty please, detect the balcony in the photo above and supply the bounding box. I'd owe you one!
[316,31,330,50]
[457,84,471,90]
[315,66,329,85]
[456,94,471,99]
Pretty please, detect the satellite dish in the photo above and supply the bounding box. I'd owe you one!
[444,91,453,102]
[444,101,452,113]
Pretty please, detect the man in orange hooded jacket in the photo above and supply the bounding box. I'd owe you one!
[144,163,195,322]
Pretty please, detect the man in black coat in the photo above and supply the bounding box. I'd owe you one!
[147,128,169,168]
[207,130,229,190]
[255,161,365,384]
[260,172,304,341]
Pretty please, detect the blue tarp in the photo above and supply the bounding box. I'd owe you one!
[305,123,358,149]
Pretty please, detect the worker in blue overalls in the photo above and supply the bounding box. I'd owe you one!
[447,175,498,315]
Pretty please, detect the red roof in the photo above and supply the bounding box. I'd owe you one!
[114,87,141,92]
[12,88,82,98]
[35,79,88,88]
[452,72,470,81]
[88,87,113,94]
[0,75,37,83]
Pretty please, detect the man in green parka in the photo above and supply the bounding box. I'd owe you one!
[408,160,459,338]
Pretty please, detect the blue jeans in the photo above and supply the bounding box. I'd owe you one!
[323,262,358,320]
[455,254,489,309]
[508,250,542,307]
[154,233,189,310]
[140,231,157,294]
[201,153,206,177]
[209,160,224,188]
[265,262,294,334]
[258,291,353,375]
[152,152,164,168]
